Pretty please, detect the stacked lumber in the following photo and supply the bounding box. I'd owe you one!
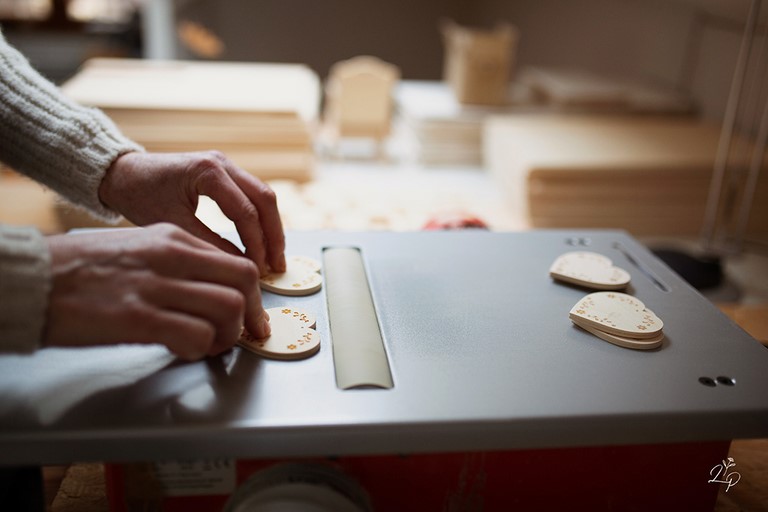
[62,58,320,181]
[396,70,691,167]
[485,115,768,236]
[519,67,693,114]
[396,80,527,166]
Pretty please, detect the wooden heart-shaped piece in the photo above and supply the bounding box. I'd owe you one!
[550,251,630,290]
[238,306,320,360]
[260,255,322,296]
[569,292,664,349]
[578,322,664,350]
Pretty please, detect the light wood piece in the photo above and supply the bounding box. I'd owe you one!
[576,322,665,350]
[485,115,768,236]
[260,255,322,296]
[570,292,664,340]
[238,307,320,361]
[396,80,528,166]
[718,303,768,345]
[441,20,518,106]
[519,67,693,113]
[323,56,400,158]
[61,58,320,181]
[0,171,60,233]
[550,251,631,290]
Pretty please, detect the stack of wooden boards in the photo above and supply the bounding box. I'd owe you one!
[485,114,768,236]
[396,80,525,166]
[62,58,320,181]
[518,67,693,114]
[396,69,692,168]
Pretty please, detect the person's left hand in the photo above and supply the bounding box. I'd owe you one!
[99,151,286,275]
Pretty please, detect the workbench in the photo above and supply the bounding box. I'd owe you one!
[1,230,766,510]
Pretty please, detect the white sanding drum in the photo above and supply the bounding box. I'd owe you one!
[323,247,394,390]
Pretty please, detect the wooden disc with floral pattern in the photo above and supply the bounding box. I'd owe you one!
[569,292,663,339]
[238,307,320,360]
[260,256,323,296]
[550,251,630,290]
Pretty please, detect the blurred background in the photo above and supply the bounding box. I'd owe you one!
[0,0,756,120]
[1,1,767,510]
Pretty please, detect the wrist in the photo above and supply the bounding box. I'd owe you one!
[99,151,134,212]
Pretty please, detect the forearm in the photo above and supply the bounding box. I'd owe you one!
[0,225,50,353]
[0,30,142,220]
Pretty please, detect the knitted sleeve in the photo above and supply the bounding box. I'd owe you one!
[0,225,50,353]
[0,31,144,352]
[0,29,143,220]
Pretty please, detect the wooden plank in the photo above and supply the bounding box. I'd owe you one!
[0,172,61,234]
[486,114,768,236]
[62,58,320,120]
[60,58,320,181]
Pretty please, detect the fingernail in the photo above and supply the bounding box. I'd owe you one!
[262,317,271,336]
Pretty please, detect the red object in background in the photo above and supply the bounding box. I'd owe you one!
[423,211,489,230]
[106,441,730,511]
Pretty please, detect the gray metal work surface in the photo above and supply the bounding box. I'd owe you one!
[1,230,767,465]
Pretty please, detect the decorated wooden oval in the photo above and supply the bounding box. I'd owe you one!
[260,255,322,296]
[575,322,664,350]
[569,292,663,339]
[238,307,320,360]
[271,306,317,329]
[550,251,630,290]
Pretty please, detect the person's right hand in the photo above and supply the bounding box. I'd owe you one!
[99,151,286,277]
[43,223,269,360]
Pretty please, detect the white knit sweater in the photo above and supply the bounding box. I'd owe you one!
[0,29,142,352]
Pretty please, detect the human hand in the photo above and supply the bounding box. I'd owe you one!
[43,223,269,360]
[98,151,286,275]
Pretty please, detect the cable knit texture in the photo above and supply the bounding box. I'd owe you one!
[0,28,142,219]
[0,225,51,352]
[0,28,141,352]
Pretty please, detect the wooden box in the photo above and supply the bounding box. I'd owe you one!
[441,21,518,106]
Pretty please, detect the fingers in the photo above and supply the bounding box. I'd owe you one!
[149,224,273,342]
[203,176,268,272]
[225,164,287,273]
[136,310,215,361]
[144,279,245,357]
[180,253,270,342]
[43,263,219,361]
[192,152,286,274]
[144,225,269,340]
[44,224,272,361]
[167,214,244,259]
[99,150,286,273]
[149,277,270,358]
